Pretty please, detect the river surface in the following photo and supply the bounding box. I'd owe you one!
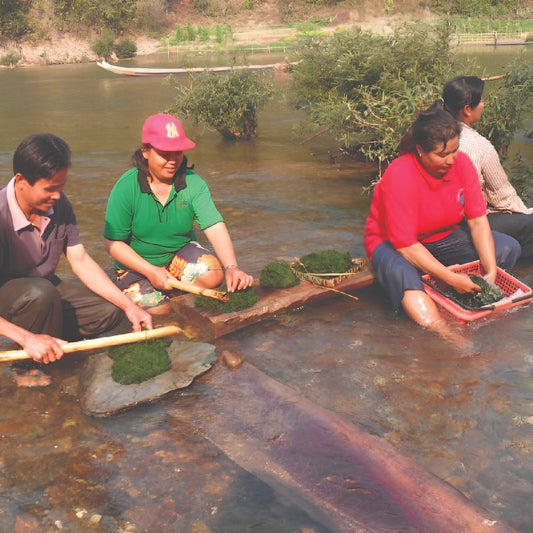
[0,44,532,532]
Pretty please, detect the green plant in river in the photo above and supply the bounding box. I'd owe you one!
[167,69,273,139]
[290,19,532,191]
[290,21,455,173]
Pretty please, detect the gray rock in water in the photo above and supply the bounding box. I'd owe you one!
[79,341,216,417]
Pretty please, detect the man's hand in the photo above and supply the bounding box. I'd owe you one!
[21,332,67,364]
[124,302,153,332]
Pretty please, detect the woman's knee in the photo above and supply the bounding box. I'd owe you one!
[402,289,442,327]
[195,268,224,288]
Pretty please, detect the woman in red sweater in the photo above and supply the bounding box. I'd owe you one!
[364,102,520,335]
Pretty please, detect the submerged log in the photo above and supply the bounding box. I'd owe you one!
[171,260,376,341]
[166,362,516,533]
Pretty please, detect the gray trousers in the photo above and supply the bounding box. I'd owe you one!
[0,277,124,342]
[488,212,533,260]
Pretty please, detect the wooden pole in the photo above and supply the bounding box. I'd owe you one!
[167,278,229,302]
[0,325,182,363]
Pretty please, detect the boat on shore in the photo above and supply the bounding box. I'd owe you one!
[97,59,295,77]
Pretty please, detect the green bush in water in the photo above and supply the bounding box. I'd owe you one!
[260,262,300,289]
[449,274,505,308]
[294,250,352,274]
[195,286,259,313]
[109,338,171,385]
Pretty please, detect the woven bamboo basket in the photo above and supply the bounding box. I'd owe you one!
[290,257,367,288]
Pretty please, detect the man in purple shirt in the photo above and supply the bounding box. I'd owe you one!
[0,133,152,364]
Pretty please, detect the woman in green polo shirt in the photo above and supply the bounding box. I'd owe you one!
[104,113,253,313]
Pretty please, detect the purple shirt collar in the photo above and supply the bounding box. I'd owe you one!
[6,177,53,233]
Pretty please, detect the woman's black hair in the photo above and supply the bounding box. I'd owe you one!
[132,145,191,188]
[442,76,485,119]
[13,133,71,185]
[398,100,462,155]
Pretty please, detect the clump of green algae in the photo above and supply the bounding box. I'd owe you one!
[109,338,172,385]
[259,262,300,289]
[448,274,505,309]
[195,286,259,313]
[293,250,353,274]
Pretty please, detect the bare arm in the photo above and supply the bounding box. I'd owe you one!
[66,243,153,331]
[203,222,254,291]
[397,242,479,294]
[0,316,65,364]
[466,215,497,284]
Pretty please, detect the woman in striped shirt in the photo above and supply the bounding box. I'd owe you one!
[442,75,533,259]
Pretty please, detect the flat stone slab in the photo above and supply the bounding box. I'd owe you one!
[79,341,216,417]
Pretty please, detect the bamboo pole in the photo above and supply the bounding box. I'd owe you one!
[0,325,182,363]
[167,278,229,302]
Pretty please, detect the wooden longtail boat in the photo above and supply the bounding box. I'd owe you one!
[97,59,295,77]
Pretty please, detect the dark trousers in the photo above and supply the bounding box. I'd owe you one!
[423,227,521,271]
[488,212,533,260]
[372,227,521,311]
[0,277,125,341]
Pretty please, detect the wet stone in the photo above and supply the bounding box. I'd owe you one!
[78,341,217,417]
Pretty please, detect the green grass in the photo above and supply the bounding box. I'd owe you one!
[452,17,533,35]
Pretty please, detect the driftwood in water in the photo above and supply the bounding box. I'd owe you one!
[166,362,515,533]
[170,263,376,341]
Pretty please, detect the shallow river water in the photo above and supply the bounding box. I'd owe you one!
[0,44,532,532]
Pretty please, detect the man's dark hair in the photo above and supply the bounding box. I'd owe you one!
[13,133,72,185]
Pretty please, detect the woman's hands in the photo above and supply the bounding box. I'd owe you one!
[448,271,480,294]
[224,265,254,292]
[147,265,176,291]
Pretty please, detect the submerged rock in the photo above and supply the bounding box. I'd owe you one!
[79,341,216,417]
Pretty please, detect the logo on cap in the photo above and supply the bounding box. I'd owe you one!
[166,122,180,138]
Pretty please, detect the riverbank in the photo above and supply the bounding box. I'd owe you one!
[2,10,438,68]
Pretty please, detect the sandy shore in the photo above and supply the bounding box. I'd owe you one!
[0,34,160,67]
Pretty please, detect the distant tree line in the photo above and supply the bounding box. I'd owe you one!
[1,0,532,44]
[0,0,168,44]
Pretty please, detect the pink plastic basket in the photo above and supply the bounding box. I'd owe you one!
[421,260,533,321]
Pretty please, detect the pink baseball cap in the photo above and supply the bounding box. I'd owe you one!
[141,114,196,151]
